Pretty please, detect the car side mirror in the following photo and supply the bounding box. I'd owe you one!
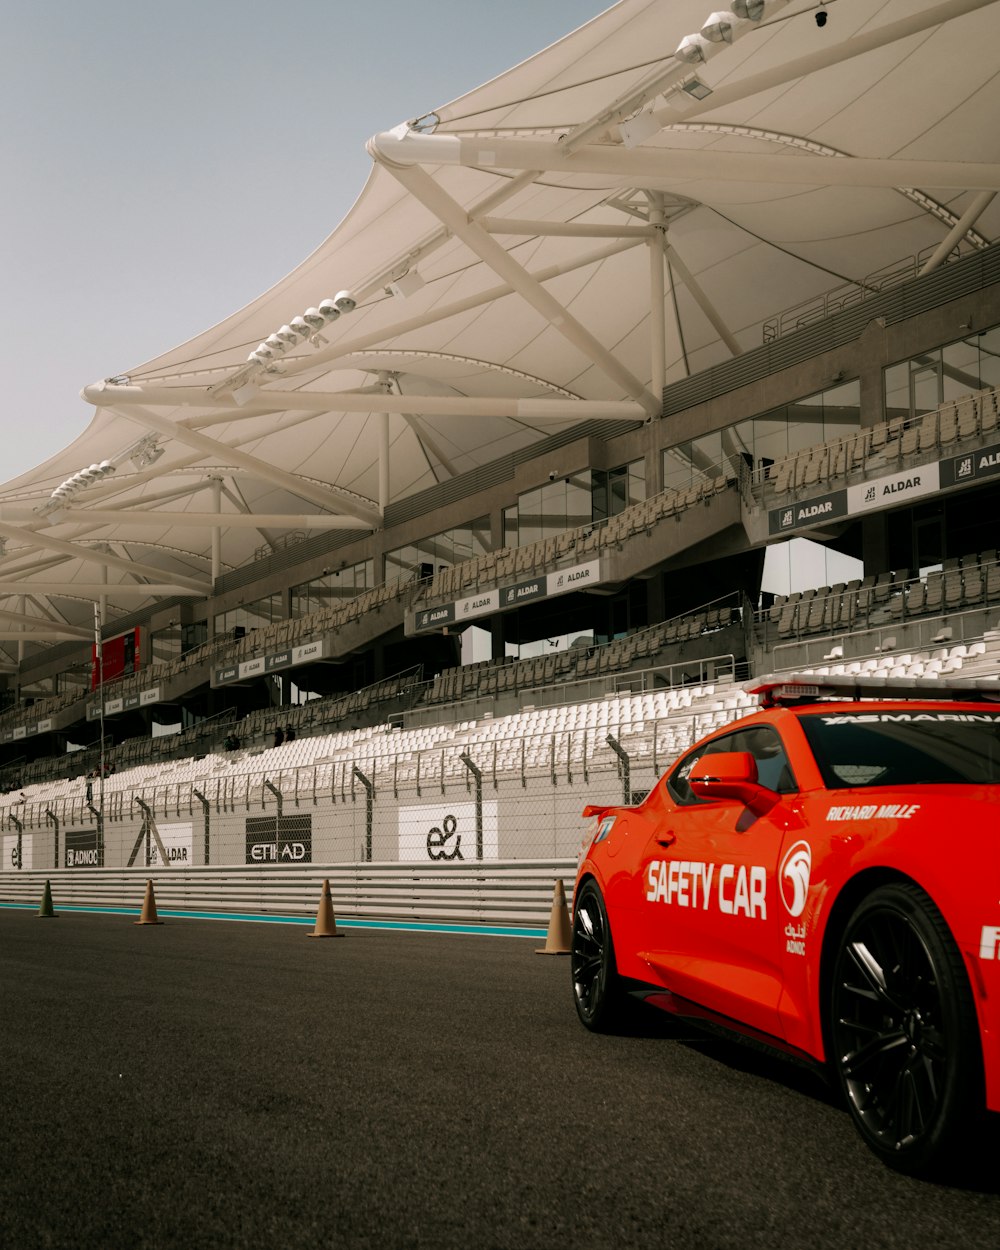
[689,751,779,818]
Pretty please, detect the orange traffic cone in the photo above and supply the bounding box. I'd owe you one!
[134,879,164,926]
[309,878,344,938]
[37,879,58,919]
[535,878,572,955]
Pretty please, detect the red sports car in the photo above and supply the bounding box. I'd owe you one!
[572,674,1000,1175]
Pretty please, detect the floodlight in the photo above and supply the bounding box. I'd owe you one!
[333,290,357,313]
[317,299,341,322]
[701,11,733,42]
[732,0,765,19]
[675,34,709,63]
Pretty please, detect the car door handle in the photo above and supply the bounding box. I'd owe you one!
[655,831,676,847]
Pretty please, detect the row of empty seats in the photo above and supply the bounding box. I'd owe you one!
[424,475,735,604]
[7,628,1000,830]
[2,680,755,826]
[423,608,740,706]
[766,550,1000,640]
[766,387,1000,499]
[0,465,742,734]
[0,575,421,734]
[794,639,990,679]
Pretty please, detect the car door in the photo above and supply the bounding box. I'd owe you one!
[637,724,797,1040]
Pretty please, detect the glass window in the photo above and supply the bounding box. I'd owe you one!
[385,518,489,582]
[214,593,282,639]
[591,461,646,523]
[798,709,1000,787]
[664,379,862,489]
[884,324,1000,421]
[291,560,374,617]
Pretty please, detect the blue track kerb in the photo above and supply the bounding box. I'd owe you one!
[0,900,546,938]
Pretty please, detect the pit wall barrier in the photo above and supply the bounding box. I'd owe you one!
[0,860,578,933]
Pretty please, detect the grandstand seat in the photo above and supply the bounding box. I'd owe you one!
[917,410,939,454]
[938,402,958,445]
[979,389,999,433]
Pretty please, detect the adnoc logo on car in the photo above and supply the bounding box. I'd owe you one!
[779,840,811,917]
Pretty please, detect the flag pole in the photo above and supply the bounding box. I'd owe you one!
[94,603,105,857]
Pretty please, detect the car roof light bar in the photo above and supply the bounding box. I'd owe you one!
[746,673,1000,707]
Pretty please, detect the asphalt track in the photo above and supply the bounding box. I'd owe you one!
[1,909,998,1250]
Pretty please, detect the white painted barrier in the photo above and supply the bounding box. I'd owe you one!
[0,859,578,931]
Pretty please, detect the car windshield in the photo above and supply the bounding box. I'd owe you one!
[798,708,1000,788]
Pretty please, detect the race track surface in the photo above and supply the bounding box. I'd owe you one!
[1,909,998,1249]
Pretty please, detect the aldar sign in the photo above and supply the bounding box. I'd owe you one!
[146,822,194,868]
[398,802,499,863]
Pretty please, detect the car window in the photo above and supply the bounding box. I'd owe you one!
[798,709,1000,788]
[666,724,796,806]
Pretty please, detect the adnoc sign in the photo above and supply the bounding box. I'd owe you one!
[412,559,601,634]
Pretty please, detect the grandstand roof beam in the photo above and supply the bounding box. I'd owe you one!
[372,128,1000,194]
[0,520,210,594]
[211,170,550,399]
[366,158,659,415]
[0,605,91,639]
[83,384,646,424]
[658,0,1000,129]
[664,240,742,358]
[274,238,645,381]
[400,413,458,480]
[46,510,375,529]
[84,399,383,527]
[0,631,89,642]
[0,582,201,596]
[920,190,997,275]
[648,193,667,398]
[219,479,278,554]
[479,218,657,239]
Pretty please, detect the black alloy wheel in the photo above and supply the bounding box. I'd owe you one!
[830,882,982,1175]
[571,880,623,1031]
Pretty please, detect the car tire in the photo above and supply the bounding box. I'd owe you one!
[571,879,625,1032]
[829,881,983,1175]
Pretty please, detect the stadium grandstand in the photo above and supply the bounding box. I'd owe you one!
[3,0,1000,929]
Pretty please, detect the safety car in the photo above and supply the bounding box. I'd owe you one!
[572,674,1000,1175]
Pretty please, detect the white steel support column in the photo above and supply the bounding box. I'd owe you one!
[372,160,661,416]
[664,242,742,358]
[378,373,391,513]
[666,0,998,128]
[0,605,92,639]
[211,477,222,584]
[920,191,996,275]
[282,239,645,379]
[85,384,645,424]
[100,562,107,628]
[379,413,390,512]
[80,396,382,526]
[0,520,209,593]
[648,193,667,400]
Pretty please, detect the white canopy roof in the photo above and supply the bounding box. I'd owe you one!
[1,0,998,652]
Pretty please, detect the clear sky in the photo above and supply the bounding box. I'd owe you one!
[0,0,609,483]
